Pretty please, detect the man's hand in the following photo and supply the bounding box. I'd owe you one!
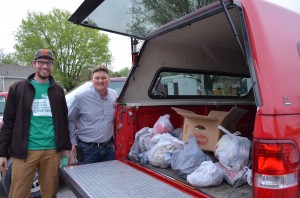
[71,145,77,156]
[0,157,8,172]
[62,145,78,165]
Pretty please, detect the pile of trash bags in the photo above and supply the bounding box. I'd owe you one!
[128,114,252,188]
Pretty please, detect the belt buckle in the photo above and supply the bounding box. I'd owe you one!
[94,139,111,147]
[96,142,101,147]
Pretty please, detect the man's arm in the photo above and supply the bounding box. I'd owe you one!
[0,85,17,158]
[68,95,80,145]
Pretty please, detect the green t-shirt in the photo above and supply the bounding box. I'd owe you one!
[28,80,56,150]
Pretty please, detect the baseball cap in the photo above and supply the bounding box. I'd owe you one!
[34,49,54,60]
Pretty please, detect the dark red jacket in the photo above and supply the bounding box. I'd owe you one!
[0,73,72,159]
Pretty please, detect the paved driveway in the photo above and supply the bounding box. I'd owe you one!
[0,178,76,198]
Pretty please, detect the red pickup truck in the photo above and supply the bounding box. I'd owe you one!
[61,0,300,197]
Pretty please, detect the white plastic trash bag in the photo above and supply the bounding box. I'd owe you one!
[171,136,211,179]
[153,114,174,134]
[151,133,183,149]
[187,161,224,187]
[147,140,175,168]
[215,126,251,172]
[171,128,183,139]
[244,166,252,186]
[215,162,248,186]
[147,133,184,168]
[128,127,155,162]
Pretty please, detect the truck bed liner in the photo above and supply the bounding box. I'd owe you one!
[60,160,192,198]
[130,159,252,198]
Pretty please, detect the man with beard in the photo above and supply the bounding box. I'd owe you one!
[68,65,118,164]
[0,49,72,197]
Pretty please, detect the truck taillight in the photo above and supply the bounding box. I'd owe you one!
[253,140,299,197]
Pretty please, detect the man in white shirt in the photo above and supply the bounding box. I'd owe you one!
[68,65,118,164]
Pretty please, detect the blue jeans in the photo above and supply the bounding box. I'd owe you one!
[77,140,115,165]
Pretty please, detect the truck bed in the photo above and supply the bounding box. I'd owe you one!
[60,159,252,198]
[113,105,254,197]
[130,158,252,198]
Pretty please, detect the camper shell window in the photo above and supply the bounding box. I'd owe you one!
[149,68,252,99]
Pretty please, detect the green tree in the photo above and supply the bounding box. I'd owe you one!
[128,0,217,36]
[13,8,112,91]
[0,50,18,65]
[109,67,129,77]
[118,67,130,77]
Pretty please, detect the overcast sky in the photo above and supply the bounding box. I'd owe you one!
[0,0,132,72]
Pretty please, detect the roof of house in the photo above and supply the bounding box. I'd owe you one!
[0,64,34,78]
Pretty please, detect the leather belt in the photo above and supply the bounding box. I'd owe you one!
[78,137,113,147]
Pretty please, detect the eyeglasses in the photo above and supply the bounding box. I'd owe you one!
[35,60,54,67]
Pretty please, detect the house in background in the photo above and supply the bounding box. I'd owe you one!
[0,64,34,92]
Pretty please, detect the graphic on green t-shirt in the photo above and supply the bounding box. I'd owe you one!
[28,80,56,150]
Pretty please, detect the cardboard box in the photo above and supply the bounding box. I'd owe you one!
[172,107,248,152]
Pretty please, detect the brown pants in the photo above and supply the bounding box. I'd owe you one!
[9,150,62,198]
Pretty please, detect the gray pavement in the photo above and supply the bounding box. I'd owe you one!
[0,177,76,198]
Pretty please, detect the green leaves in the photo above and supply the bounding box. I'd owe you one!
[11,8,112,91]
